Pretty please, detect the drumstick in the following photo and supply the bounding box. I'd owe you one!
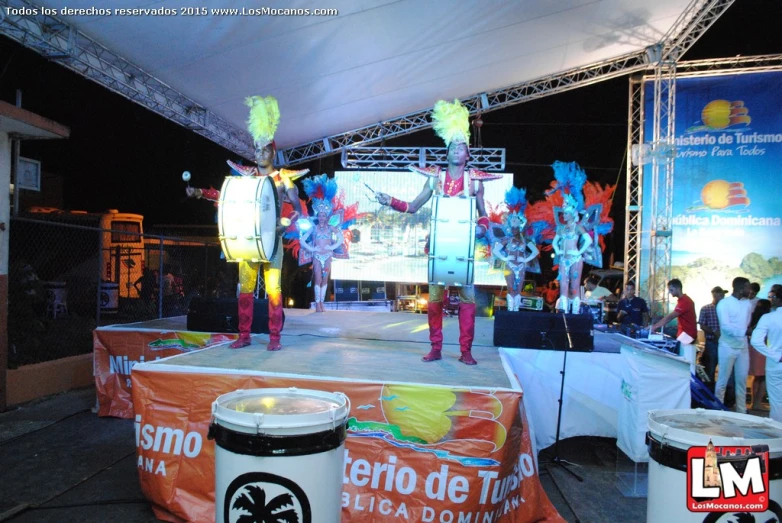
[179,171,193,203]
[363,182,383,204]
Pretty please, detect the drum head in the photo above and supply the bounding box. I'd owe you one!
[648,409,782,450]
[212,388,350,435]
[257,176,279,261]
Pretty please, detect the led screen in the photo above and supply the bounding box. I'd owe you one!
[331,170,513,285]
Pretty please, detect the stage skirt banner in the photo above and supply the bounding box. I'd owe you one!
[131,365,564,523]
[640,70,782,314]
[93,328,237,418]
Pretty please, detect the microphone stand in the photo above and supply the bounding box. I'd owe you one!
[549,311,583,480]
[541,310,583,522]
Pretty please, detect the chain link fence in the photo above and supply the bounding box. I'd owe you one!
[8,217,236,368]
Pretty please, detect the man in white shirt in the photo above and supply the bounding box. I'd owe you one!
[751,290,782,421]
[583,274,614,302]
[715,277,752,413]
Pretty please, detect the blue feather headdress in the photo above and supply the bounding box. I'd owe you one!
[303,174,338,215]
[504,187,528,233]
[547,161,586,212]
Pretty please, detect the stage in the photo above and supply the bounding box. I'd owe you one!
[94,309,656,522]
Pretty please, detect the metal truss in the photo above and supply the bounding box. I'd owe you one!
[647,61,677,314]
[279,50,651,166]
[676,54,782,77]
[661,0,735,63]
[279,0,736,166]
[623,77,644,293]
[0,0,253,159]
[617,0,734,313]
[340,146,506,172]
[624,53,782,313]
[0,0,739,177]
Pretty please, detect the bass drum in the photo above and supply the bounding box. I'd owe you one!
[218,176,279,262]
[428,196,476,287]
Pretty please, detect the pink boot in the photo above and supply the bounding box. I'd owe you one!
[267,298,284,351]
[458,303,477,365]
[422,301,444,362]
[229,293,254,348]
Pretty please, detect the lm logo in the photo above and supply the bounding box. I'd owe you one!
[687,440,769,513]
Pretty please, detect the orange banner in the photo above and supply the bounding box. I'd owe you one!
[94,329,237,418]
[131,367,564,523]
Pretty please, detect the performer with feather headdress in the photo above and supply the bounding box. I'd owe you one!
[186,96,308,350]
[295,174,352,312]
[546,161,615,314]
[491,187,540,311]
[376,100,503,366]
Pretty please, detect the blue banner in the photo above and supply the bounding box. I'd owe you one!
[641,71,782,313]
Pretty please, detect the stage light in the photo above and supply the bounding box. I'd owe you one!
[297,218,313,232]
[288,298,294,307]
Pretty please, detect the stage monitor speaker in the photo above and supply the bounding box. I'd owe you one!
[493,310,593,352]
[187,297,283,334]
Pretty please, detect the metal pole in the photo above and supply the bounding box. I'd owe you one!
[204,243,208,298]
[12,91,22,217]
[158,237,164,318]
[96,227,103,325]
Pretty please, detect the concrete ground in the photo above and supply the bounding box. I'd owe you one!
[0,386,771,522]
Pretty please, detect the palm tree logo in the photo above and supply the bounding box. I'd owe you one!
[232,485,299,523]
[224,472,312,523]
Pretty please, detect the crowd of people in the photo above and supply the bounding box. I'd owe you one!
[554,272,781,421]
[645,276,781,420]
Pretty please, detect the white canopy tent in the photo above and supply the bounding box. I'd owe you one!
[1,0,730,163]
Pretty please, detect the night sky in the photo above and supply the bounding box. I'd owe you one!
[2,0,781,264]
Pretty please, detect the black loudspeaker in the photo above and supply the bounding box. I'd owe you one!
[187,297,282,334]
[493,310,594,352]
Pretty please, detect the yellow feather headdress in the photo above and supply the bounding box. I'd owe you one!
[431,99,470,147]
[245,95,280,148]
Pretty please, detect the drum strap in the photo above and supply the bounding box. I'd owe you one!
[208,422,347,457]
[647,432,782,480]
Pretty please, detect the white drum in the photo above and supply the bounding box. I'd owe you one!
[647,409,782,523]
[218,176,279,262]
[99,282,119,314]
[210,387,350,523]
[428,196,476,286]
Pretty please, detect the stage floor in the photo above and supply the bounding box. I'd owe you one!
[129,309,624,389]
[141,309,514,389]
